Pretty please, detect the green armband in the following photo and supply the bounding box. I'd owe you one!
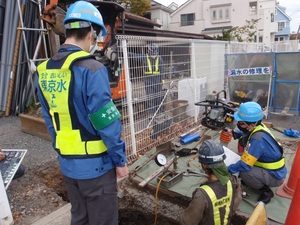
[89,101,121,130]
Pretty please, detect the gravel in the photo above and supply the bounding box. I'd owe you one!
[0,116,66,225]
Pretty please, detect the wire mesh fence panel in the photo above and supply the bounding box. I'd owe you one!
[116,36,226,163]
[225,49,300,119]
[228,41,299,53]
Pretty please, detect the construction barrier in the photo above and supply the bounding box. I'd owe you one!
[276,142,300,199]
[285,178,300,225]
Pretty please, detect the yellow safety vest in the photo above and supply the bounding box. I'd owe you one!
[200,180,233,225]
[37,51,107,158]
[241,124,285,170]
[145,54,160,75]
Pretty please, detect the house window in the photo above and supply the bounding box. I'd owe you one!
[278,22,285,31]
[249,2,257,15]
[225,9,230,19]
[271,13,274,22]
[275,37,284,41]
[219,9,223,20]
[212,10,217,20]
[211,5,231,23]
[181,13,195,26]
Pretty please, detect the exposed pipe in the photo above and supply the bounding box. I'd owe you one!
[0,0,19,112]
[296,24,300,40]
[0,0,12,111]
[5,4,24,116]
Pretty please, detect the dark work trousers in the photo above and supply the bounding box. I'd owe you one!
[240,166,284,189]
[144,75,164,114]
[63,169,118,225]
[13,164,25,180]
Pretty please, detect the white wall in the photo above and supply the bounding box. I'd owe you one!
[168,0,276,46]
[169,0,205,34]
[151,8,171,30]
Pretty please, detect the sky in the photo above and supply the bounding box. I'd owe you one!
[155,0,300,33]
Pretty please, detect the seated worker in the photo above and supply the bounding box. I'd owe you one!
[179,140,242,225]
[0,148,25,179]
[228,101,287,204]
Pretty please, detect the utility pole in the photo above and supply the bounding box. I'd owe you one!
[296,24,300,40]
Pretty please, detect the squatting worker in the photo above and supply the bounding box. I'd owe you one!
[179,140,242,225]
[36,1,129,225]
[228,101,287,204]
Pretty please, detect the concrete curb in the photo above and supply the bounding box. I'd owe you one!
[31,203,71,225]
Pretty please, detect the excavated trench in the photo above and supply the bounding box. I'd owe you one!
[34,159,247,225]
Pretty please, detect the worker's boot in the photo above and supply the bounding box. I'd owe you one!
[257,185,274,204]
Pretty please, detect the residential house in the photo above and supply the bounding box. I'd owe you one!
[274,3,291,41]
[126,1,212,39]
[148,0,279,47]
[145,1,175,30]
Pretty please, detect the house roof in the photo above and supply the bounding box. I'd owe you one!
[202,26,233,32]
[124,11,162,28]
[170,0,192,16]
[120,9,213,40]
[150,0,175,13]
[276,6,292,21]
[120,23,213,39]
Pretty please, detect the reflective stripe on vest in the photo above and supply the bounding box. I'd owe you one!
[245,124,284,170]
[37,51,107,157]
[200,180,233,225]
[145,54,160,75]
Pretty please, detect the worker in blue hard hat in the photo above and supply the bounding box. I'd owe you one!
[36,1,129,224]
[179,140,242,225]
[228,101,287,204]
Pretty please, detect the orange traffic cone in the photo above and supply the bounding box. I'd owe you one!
[285,178,300,225]
[277,142,300,199]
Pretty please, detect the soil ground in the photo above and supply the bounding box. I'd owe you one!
[0,113,299,224]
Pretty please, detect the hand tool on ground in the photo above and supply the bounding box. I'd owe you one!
[138,156,178,187]
[272,126,284,134]
[183,169,208,177]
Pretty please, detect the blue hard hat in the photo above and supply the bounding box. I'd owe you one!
[64,1,107,36]
[148,43,159,55]
[234,101,264,122]
[198,140,226,168]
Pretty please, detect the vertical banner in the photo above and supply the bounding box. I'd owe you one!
[227,66,272,117]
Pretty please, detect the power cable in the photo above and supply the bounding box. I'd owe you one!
[154,173,168,225]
